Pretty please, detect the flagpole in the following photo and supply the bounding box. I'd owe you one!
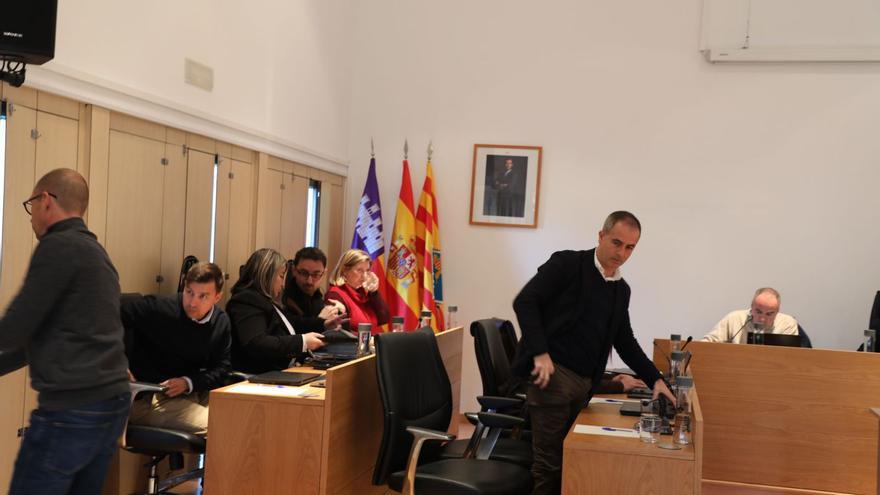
[403,139,408,160]
[427,140,433,162]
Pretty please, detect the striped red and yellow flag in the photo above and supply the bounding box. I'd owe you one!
[415,160,445,332]
[385,160,421,330]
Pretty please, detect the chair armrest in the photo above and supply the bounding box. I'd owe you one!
[476,395,523,411]
[463,412,479,426]
[476,412,525,429]
[402,427,456,495]
[514,392,527,401]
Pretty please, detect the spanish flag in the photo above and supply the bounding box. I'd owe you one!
[385,160,420,330]
[415,160,445,332]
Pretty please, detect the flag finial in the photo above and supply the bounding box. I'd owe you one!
[404,139,409,159]
[427,140,434,162]
[371,137,375,158]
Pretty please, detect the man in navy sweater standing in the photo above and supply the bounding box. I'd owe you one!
[0,168,130,495]
[512,210,675,495]
[122,262,231,436]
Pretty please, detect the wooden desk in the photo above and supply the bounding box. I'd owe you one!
[203,327,463,495]
[562,391,703,495]
[656,339,880,494]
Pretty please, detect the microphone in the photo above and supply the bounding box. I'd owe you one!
[680,336,693,351]
[727,313,752,343]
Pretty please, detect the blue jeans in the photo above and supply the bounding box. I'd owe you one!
[9,392,131,495]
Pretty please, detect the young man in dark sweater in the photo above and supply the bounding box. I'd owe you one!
[0,168,130,495]
[122,262,231,436]
[512,211,675,495]
[282,247,345,331]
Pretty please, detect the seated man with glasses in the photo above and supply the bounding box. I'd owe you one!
[282,247,346,332]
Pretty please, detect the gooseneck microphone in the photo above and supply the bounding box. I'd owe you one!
[680,336,693,351]
[727,313,752,343]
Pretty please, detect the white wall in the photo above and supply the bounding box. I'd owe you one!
[40,0,354,166]
[345,0,880,412]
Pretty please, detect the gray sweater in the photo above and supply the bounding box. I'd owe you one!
[0,217,129,410]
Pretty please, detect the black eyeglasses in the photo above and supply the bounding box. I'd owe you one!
[22,191,57,215]
[295,269,325,280]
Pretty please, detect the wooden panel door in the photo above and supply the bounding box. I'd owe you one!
[0,103,37,491]
[158,143,187,294]
[105,131,166,294]
[183,149,215,263]
[261,169,284,254]
[221,160,254,300]
[34,111,79,180]
[279,173,308,260]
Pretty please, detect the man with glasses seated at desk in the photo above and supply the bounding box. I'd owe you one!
[702,287,799,344]
[282,247,346,332]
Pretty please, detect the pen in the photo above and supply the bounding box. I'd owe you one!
[601,427,631,432]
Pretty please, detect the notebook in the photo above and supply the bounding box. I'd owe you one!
[247,370,323,386]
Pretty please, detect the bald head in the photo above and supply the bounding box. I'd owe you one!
[34,168,89,215]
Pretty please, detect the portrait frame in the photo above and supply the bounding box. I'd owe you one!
[469,144,542,228]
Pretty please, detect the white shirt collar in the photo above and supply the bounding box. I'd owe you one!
[594,250,622,282]
[192,306,214,324]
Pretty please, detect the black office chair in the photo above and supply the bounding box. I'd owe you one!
[124,383,206,494]
[798,324,813,348]
[373,331,533,495]
[176,255,200,293]
[120,293,207,494]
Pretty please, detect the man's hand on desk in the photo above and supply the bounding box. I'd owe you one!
[652,379,676,406]
[531,353,555,389]
[304,332,326,351]
[612,374,647,391]
[160,377,189,397]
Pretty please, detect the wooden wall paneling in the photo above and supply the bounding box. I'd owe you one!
[105,131,166,294]
[261,168,284,253]
[326,183,345,274]
[159,142,188,294]
[231,145,253,164]
[213,156,232,274]
[36,91,80,120]
[1,83,37,108]
[109,112,165,143]
[215,141,232,160]
[252,153,272,250]
[186,132,215,155]
[76,103,90,181]
[183,149,215,262]
[86,107,111,244]
[0,103,37,491]
[166,128,186,146]
[225,160,255,299]
[279,172,308,260]
[34,111,79,187]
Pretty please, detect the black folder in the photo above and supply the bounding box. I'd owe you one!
[247,370,323,386]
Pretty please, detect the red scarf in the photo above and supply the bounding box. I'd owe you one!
[327,283,379,334]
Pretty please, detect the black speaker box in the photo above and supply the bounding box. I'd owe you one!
[0,0,58,65]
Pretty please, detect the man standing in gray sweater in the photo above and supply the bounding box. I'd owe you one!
[0,168,130,495]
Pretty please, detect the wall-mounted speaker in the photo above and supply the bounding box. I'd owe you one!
[0,0,58,65]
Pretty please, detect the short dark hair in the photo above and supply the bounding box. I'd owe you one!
[34,168,89,215]
[293,247,327,267]
[185,262,224,293]
[602,210,641,234]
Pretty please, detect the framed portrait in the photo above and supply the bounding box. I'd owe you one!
[469,144,542,228]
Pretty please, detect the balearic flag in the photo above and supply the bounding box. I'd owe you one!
[415,160,445,332]
[385,160,421,330]
[351,157,387,302]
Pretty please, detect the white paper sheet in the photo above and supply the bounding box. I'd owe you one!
[572,424,640,438]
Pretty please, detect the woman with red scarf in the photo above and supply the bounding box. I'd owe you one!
[325,249,390,335]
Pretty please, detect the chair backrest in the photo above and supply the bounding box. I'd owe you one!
[798,324,813,348]
[373,330,453,485]
[177,255,200,293]
[870,291,880,331]
[497,319,519,364]
[470,319,515,397]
